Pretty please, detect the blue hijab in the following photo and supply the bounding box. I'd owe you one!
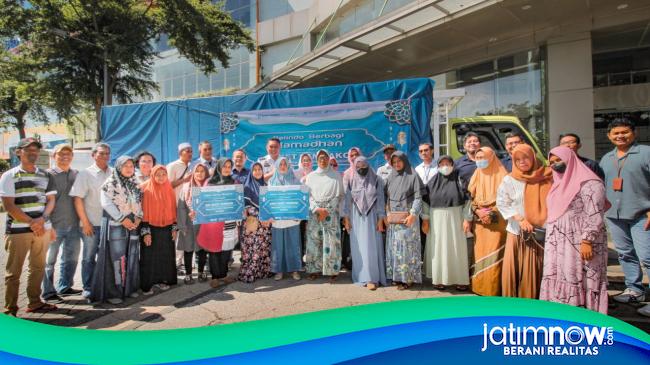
[244,162,265,208]
[269,157,300,186]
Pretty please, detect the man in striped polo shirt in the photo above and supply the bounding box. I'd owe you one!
[0,137,57,316]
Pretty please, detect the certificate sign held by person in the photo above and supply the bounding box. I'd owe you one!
[192,185,244,223]
[259,185,310,221]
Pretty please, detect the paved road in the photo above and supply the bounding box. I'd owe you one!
[1,213,648,332]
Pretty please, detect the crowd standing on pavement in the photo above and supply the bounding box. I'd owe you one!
[1,118,649,319]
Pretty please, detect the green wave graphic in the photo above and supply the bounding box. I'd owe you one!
[1,297,648,364]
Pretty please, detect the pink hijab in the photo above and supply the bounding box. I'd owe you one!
[546,146,601,222]
[343,147,362,184]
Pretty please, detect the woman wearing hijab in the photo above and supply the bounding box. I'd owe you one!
[196,158,239,288]
[294,153,314,183]
[178,163,209,284]
[304,150,345,282]
[465,147,508,296]
[270,157,303,281]
[91,156,143,304]
[385,151,424,290]
[540,146,608,313]
[497,144,552,298]
[140,165,178,294]
[341,147,361,272]
[239,162,272,283]
[421,155,469,291]
[342,156,387,290]
[329,157,340,173]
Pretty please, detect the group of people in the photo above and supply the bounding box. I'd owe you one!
[1,118,649,318]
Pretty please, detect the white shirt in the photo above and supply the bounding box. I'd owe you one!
[376,163,393,182]
[496,175,525,235]
[257,154,278,175]
[69,164,112,227]
[415,162,437,185]
[166,159,190,201]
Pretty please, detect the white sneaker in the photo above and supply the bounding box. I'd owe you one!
[613,288,645,303]
[274,273,283,281]
[129,292,139,299]
[157,283,170,291]
[107,298,123,305]
[143,290,154,296]
[637,304,650,317]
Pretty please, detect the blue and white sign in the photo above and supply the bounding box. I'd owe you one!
[219,100,413,171]
[259,185,310,221]
[192,185,244,224]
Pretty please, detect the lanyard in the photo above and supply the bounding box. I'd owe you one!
[613,154,628,178]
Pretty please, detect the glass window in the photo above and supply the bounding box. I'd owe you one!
[211,72,225,90]
[197,73,211,92]
[226,64,241,88]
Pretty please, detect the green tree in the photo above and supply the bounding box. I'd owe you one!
[4,0,254,140]
[0,48,50,139]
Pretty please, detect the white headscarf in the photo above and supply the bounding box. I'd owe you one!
[305,150,344,202]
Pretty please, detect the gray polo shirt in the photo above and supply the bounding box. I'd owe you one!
[47,167,79,229]
[599,143,650,220]
[69,164,112,227]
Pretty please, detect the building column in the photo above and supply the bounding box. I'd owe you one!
[547,32,596,158]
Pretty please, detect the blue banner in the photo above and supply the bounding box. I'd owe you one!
[219,100,413,170]
[192,185,244,223]
[259,185,310,221]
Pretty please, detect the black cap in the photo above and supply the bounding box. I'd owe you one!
[17,137,43,149]
[382,144,396,152]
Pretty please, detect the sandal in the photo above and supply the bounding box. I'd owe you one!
[184,275,194,285]
[397,283,411,291]
[433,284,446,290]
[455,285,468,291]
[25,302,57,313]
[210,279,221,288]
[198,272,208,283]
[367,283,377,291]
[328,275,338,284]
[307,273,318,281]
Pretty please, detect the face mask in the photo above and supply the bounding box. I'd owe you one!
[357,167,369,176]
[439,166,453,176]
[476,160,489,169]
[551,162,567,173]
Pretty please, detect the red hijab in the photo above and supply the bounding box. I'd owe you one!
[141,165,177,227]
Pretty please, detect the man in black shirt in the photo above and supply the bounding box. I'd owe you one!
[455,132,481,193]
[558,133,605,180]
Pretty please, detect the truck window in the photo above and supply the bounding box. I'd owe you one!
[454,122,536,159]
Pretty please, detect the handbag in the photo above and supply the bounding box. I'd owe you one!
[386,211,409,224]
[523,227,546,247]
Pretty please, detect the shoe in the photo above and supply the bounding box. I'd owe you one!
[58,288,83,296]
[613,288,645,303]
[198,272,208,283]
[143,290,154,296]
[184,275,194,285]
[107,298,123,305]
[157,283,170,291]
[129,292,139,299]
[292,272,301,281]
[223,276,235,284]
[637,304,650,317]
[43,295,64,304]
[367,283,377,291]
[274,273,283,281]
[210,279,221,288]
[25,302,57,313]
[82,290,92,299]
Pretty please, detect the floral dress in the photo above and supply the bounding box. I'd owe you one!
[238,206,272,283]
[305,198,342,276]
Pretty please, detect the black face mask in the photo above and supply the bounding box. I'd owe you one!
[551,162,567,173]
[356,167,369,176]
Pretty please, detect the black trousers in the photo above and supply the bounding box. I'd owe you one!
[206,250,232,279]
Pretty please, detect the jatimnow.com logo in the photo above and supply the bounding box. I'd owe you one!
[481,323,614,356]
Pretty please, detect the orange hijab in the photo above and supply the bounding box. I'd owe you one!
[510,144,553,227]
[141,165,177,227]
[468,147,508,207]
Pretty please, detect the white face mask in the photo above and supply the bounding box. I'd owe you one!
[476,159,489,169]
[439,166,453,176]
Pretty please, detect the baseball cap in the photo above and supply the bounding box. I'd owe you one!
[17,137,43,149]
[178,142,192,153]
[53,143,73,154]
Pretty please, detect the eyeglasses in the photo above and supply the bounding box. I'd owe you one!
[418,149,430,153]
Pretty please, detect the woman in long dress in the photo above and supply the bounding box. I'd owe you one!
[421,155,469,290]
[139,165,178,294]
[269,157,303,281]
[238,162,272,283]
[91,156,142,304]
[195,158,239,288]
[385,151,423,290]
[342,156,387,290]
[304,150,344,283]
[465,147,508,296]
[177,163,209,284]
[540,146,608,313]
[497,144,552,298]
[341,147,361,271]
